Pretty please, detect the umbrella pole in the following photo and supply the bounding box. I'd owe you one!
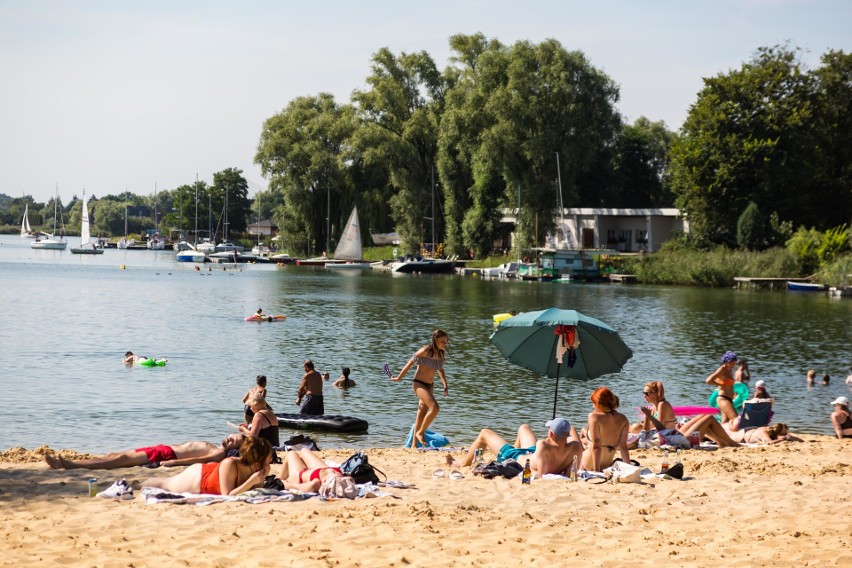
[552,362,561,420]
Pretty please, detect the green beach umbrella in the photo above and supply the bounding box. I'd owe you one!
[489,307,633,418]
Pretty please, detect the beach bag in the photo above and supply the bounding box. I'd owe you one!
[605,461,642,484]
[319,474,358,499]
[657,429,691,450]
[262,475,285,491]
[339,451,385,484]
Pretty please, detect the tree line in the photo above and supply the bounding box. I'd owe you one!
[0,168,255,240]
[255,35,849,257]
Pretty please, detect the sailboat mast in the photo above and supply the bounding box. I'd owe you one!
[431,167,436,253]
[555,152,566,249]
[194,174,199,246]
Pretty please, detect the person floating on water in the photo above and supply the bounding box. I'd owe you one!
[123,351,168,366]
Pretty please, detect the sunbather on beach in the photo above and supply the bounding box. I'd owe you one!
[722,422,800,444]
[578,387,631,471]
[142,436,272,496]
[631,381,676,433]
[44,434,245,470]
[830,396,852,439]
[706,351,740,424]
[461,419,583,476]
[677,414,739,447]
[277,447,351,492]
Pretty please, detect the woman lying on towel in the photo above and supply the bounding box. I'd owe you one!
[579,387,631,471]
[142,436,273,496]
[277,447,352,493]
[723,422,800,444]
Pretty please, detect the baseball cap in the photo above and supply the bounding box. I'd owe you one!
[755,380,766,388]
[545,418,572,437]
[831,396,849,406]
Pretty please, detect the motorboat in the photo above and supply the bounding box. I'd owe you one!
[481,262,519,279]
[176,247,206,263]
[391,256,455,274]
[370,230,400,246]
[787,281,827,292]
[214,241,245,252]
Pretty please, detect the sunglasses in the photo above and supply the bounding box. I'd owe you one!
[642,391,653,396]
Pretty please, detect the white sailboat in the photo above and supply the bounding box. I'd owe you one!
[147,183,165,250]
[326,205,372,270]
[31,186,67,250]
[71,192,104,254]
[20,202,35,238]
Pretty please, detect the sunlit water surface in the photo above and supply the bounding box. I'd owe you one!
[1,235,849,453]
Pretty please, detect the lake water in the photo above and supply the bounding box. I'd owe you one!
[1,234,849,454]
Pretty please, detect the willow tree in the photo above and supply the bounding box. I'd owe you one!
[255,94,357,256]
[351,48,446,254]
[439,36,621,253]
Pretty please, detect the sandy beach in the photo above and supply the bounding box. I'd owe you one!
[1,437,850,567]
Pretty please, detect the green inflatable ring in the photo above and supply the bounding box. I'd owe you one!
[708,382,749,412]
[139,358,167,367]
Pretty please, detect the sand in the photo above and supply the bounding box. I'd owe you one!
[1,437,850,567]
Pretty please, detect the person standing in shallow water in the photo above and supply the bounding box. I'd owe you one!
[391,329,449,449]
[296,360,324,415]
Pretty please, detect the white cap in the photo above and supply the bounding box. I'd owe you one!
[831,396,849,406]
[755,380,766,388]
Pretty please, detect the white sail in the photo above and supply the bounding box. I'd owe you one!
[80,193,91,245]
[333,206,363,261]
[20,203,32,237]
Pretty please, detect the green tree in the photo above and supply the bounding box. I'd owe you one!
[212,168,251,237]
[670,45,849,246]
[736,201,766,250]
[256,93,358,256]
[351,48,446,254]
[612,117,675,207]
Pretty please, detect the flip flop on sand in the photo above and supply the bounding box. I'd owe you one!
[432,469,445,478]
[449,470,464,480]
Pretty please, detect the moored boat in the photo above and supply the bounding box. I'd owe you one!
[787,281,827,292]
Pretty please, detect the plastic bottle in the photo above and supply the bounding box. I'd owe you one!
[522,459,531,485]
[87,478,97,497]
[661,450,669,474]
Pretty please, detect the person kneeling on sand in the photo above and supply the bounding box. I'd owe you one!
[142,436,272,496]
[461,418,583,476]
[44,434,246,470]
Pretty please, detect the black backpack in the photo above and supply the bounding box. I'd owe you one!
[340,451,385,484]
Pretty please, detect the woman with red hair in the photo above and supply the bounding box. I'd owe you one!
[579,387,631,471]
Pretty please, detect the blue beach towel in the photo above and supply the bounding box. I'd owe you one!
[404,426,449,448]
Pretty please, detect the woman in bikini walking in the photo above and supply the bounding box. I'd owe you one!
[390,329,449,448]
[706,350,739,424]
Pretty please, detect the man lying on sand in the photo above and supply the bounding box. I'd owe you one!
[461,418,583,476]
[44,434,245,470]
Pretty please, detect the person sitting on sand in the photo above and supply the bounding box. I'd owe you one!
[242,375,269,423]
[333,367,356,389]
[754,380,771,399]
[830,396,852,439]
[44,434,246,470]
[578,387,631,472]
[142,436,272,496]
[277,447,353,493]
[238,394,280,450]
[632,381,676,434]
[461,419,583,477]
[297,359,325,415]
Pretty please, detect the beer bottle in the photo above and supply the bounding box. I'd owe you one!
[522,459,531,485]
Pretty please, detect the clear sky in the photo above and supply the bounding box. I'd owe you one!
[1,0,849,203]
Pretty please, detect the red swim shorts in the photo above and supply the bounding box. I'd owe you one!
[135,444,177,464]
